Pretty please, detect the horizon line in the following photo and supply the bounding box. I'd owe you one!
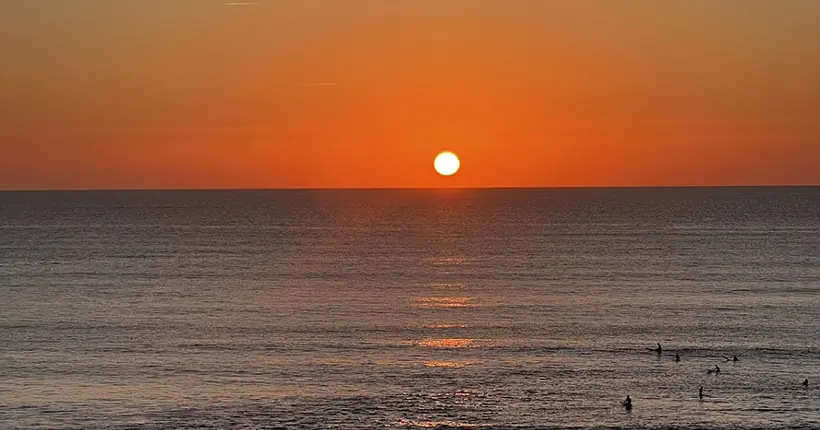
[0,184,818,193]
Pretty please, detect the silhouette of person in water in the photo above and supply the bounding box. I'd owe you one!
[724,355,739,362]
[803,378,809,387]
[675,352,680,362]
[699,386,704,399]
[623,395,632,410]
[708,364,721,374]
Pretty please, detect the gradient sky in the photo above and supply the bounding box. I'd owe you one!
[1,0,818,189]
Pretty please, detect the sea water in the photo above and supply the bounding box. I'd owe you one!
[1,187,819,429]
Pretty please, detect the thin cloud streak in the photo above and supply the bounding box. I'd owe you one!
[300,82,338,87]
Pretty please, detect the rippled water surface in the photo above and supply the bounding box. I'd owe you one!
[2,188,819,429]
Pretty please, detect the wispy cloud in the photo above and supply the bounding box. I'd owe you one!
[300,82,338,87]
[224,2,257,6]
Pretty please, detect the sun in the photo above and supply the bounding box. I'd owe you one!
[434,151,460,176]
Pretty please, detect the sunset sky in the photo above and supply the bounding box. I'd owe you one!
[1,0,818,189]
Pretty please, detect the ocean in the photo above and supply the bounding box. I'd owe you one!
[1,187,819,429]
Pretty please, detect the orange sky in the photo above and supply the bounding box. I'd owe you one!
[1,1,819,189]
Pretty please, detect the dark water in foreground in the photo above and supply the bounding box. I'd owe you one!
[1,187,819,429]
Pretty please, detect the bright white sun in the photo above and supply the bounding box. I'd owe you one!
[434,151,460,176]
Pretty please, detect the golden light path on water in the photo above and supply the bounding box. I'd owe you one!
[416,338,475,348]
[401,252,489,427]
[413,296,477,308]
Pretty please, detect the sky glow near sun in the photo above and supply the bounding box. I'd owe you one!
[0,1,818,189]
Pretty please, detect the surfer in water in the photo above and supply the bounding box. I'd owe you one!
[648,343,662,355]
[623,395,632,410]
[699,386,704,399]
[723,355,738,362]
[803,378,809,387]
[675,352,680,362]
[707,364,721,374]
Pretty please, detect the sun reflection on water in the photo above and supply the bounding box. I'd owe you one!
[428,282,467,289]
[423,323,467,329]
[415,338,474,348]
[396,419,481,428]
[423,360,475,368]
[432,256,468,266]
[413,297,477,308]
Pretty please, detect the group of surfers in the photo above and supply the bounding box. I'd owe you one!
[622,343,808,411]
